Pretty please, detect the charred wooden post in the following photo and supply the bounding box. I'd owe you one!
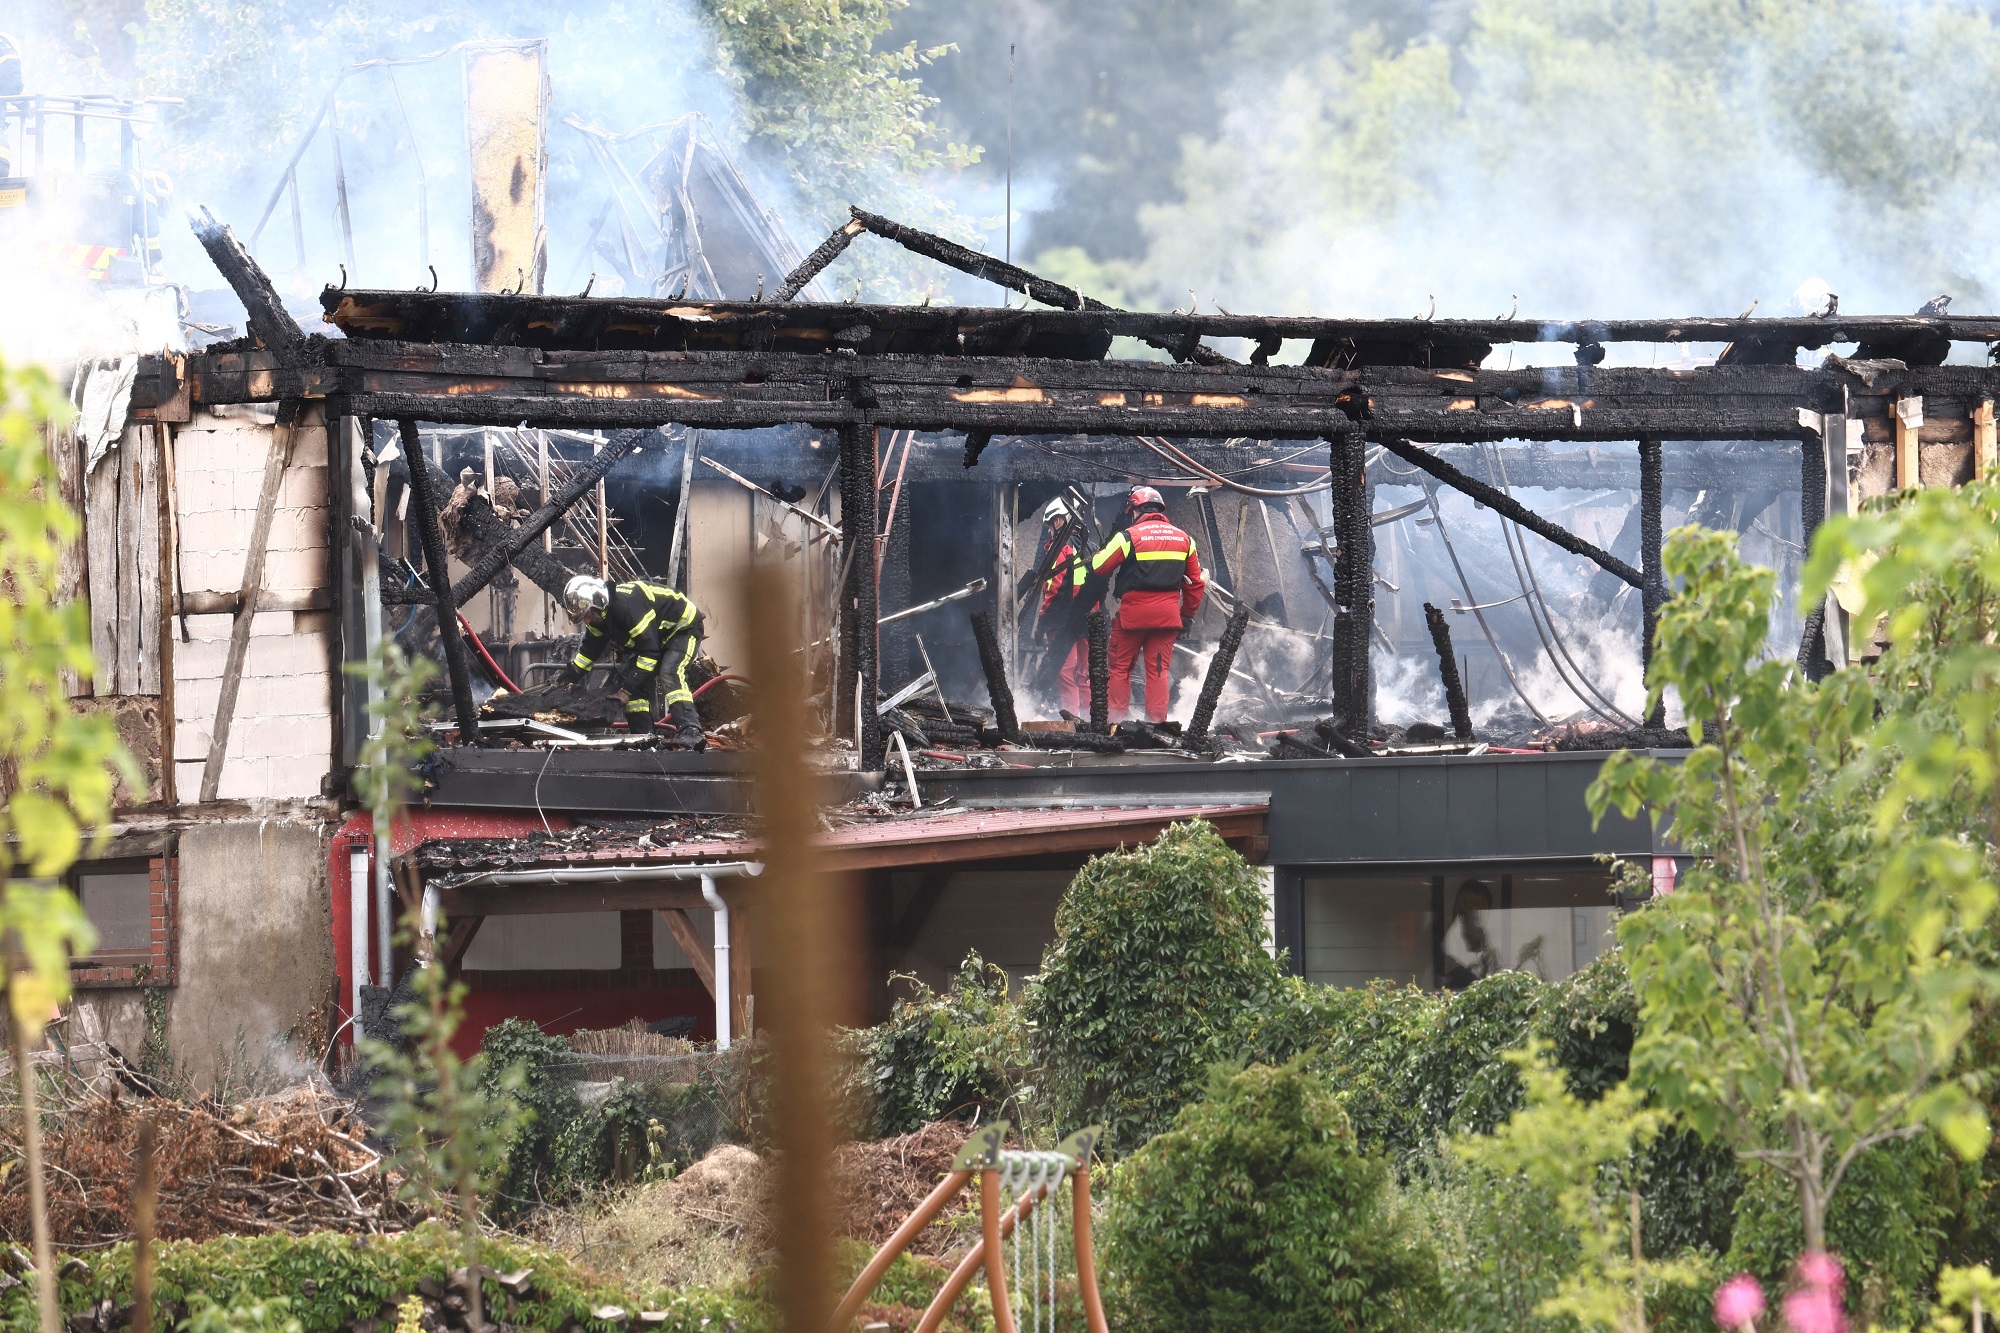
[1377,436,1643,588]
[1797,428,1832,681]
[1185,605,1251,746]
[836,422,884,769]
[190,208,307,359]
[1423,602,1474,741]
[446,426,649,606]
[1639,437,1667,726]
[1087,608,1110,734]
[398,419,482,742]
[881,479,914,686]
[969,610,1021,742]
[775,217,864,301]
[1329,424,1374,732]
[962,431,994,468]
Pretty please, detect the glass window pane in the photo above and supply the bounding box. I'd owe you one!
[76,871,151,953]
[1301,877,1433,989]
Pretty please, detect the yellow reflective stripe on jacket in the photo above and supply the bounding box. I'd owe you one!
[1087,531,1133,576]
[634,655,659,672]
[1134,549,1187,560]
[570,652,594,671]
[627,609,657,641]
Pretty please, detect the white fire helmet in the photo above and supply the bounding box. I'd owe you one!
[1042,496,1072,523]
[563,575,609,620]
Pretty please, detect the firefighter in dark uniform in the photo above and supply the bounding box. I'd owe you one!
[557,574,707,750]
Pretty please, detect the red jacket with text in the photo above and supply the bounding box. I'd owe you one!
[1081,511,1206,630]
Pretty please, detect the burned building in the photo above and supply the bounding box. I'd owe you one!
[26,45,1993,1074]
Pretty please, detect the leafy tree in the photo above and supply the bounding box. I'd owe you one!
[0,355,137,1333]
[859,950,1034,1136]
[1101,1058,1439,1333]
[353,642,525,1329]
[1024,819,1282,1151]
[1589,522,1998,1255]
[1457,1042,1702,1333]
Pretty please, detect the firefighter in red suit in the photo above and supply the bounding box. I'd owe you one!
[1077,486,1206,722]
[1036,497,1094,714]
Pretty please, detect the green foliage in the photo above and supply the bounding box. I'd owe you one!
[0,1224,746,1332]
[1024,820,1284,1151]
[0,355,138,890]
[344,641,436,828]
[1534,951,1637,1100]
[1591,521,1999,1251]
[1726,1139,1956,1331]
[860,951,1034,1136]
[1102,1058,1439,1333]
[1458,1042,1702,1333]
[1407,1152,1577,1333]
[181,1295,302,1333]
[478,1017,591,1210]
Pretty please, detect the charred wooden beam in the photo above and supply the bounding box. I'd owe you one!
[1329,425,1373,729]
[775,218,865,302]
[191,208,307,359]
[1423,603,1473,741]
[969,610,1020,742]
[1376,436,1644,588]
[847,206,1236,366]
[837,421,884,769]
[445,426,649,608]
[398,420,483,741]
[1088,608,1110,735]
[1639,437,1666,727]
[1185,605,1250,746]
[1798,428,1831,681]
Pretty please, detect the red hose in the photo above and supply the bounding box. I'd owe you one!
[457,614,523,694]
[692,673,750,700]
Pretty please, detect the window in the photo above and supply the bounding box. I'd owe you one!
[7,855,177,984]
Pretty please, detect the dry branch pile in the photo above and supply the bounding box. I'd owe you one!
[828,1120,979,1258]
[0,1084,422,1246]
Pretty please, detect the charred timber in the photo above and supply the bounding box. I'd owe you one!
[192,208,307,359]
[397,419,482,740]
[1088,609,1110,734]
[1423,603,1474,742]
[969,611,1021,742]
[445,426,650,608]
[1639,437,1666,726]
[1185,606,1251,747]
[1377,437,1645,588]
[1329,426,1373,730]
[775,218,864,302]
[837,423,884,770]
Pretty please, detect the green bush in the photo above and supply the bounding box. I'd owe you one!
[1102,1058,1439,1333]
[1726,1137,1956,1330]
[1406,1152,1577,1333]
[860,950,1035,1136]
[7,1224,746,1333]
[1025,820,1284,1150]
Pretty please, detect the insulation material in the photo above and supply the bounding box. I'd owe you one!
[464,41,548,294]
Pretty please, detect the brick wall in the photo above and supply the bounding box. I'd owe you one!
[73,856,178,989]
[170,409,335,801]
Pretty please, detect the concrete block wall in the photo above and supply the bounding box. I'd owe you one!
[170,410,336,802]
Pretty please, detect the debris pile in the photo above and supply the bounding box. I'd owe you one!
[0,1082,421,1246]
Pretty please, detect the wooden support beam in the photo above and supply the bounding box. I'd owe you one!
[398,419,483,741]
[838,421,885,770]
[201,412,298,802]
[190,208,307,359]
[1977,400,1996,483]
[1376,436,1645,588]
[657,907,716,997]
[775,217,864,301]
[1896,396,1924,489]
[1329,426,1373,727]
[438,914,485,971]
[1639,437,1665,727]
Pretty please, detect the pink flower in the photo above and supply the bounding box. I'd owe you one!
[1783,1284,1845,1333]
[1795,1252,1845,1294]
[1715,1275,1768,1331]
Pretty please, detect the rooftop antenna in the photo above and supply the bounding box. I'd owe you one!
[1003,41,1014,308]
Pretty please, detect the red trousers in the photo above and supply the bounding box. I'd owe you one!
[1055,640,1089,715]
[1109,625,1177,722]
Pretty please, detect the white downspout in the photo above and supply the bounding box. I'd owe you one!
[702,874,732,1050]
[348,844,370,1020]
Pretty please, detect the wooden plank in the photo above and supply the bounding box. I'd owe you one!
[200,418,298,802]
[438,880,708,918]
[438,915,486,971]
[177,588,333,616]
[155,424,177,804]
[84,439,120,695]
[657,908,716,998]
[137,425,162,695]
[1897,396,1923,489]
[1977,400,1995,483]
[49,420,86,697]
[116,430,142,694]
